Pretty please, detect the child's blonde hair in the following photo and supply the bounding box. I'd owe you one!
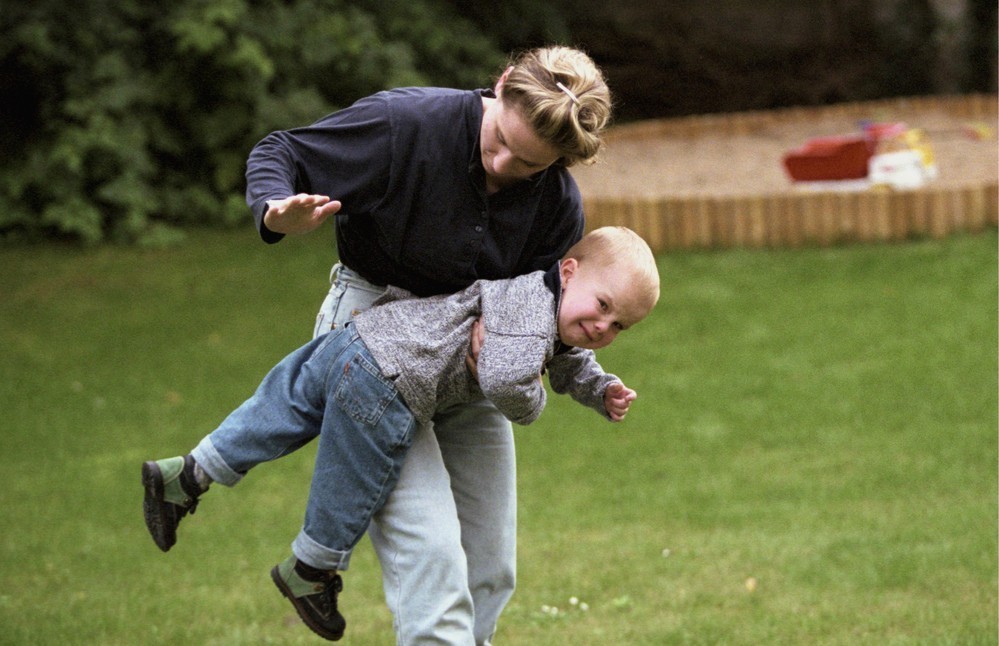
[564,226,661,319]
[499,46,613,168]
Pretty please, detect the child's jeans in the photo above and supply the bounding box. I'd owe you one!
[191,324,415,571]
[315,265,517,645]
[196,263,516,645]
[316,264,517,646]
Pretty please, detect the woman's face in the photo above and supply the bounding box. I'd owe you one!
[480,76,560,189]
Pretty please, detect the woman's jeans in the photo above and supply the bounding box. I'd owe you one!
[191,325,415,571]
[196,264,516,646]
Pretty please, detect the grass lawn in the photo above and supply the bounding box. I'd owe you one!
[1,226,995,644]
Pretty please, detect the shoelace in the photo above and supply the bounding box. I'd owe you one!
[178,464,203,515]
[312,574,343,615]
[182,497,199,516]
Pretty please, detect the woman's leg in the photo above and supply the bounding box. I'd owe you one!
[367,424,477,645]
[433,400,517,645]
[366,402,515,646]
[317,263,491,644]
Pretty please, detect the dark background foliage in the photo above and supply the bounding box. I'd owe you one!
[1,0,995,244]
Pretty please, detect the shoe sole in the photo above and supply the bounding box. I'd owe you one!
[141,461,175,552]
[271,566,345,641]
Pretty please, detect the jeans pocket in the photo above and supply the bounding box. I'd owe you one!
[334,351,397,427]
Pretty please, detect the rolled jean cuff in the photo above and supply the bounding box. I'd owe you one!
[293,529,352,571]
[190,436,244,487]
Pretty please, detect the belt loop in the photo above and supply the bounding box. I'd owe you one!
[329,262,343,284]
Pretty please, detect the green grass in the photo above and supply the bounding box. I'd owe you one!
[1,227,996,644]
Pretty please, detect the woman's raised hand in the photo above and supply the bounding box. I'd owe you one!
[263,194,342,235]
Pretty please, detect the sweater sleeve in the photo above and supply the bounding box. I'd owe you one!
[476,333,549,426]
[546,348,619,420]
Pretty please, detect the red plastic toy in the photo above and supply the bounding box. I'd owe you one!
[782,135,875,181]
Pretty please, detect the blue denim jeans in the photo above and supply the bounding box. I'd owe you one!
[192,325,415,571]
[195,263,516,645]
[315,264,517,646]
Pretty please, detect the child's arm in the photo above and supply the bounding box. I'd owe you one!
[476,331,549,426]
[546,348,623,420]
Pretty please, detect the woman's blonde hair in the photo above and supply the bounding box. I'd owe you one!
[499,46,613,167]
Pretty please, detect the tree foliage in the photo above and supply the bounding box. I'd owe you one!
[2,0,991,244]
[0,0,504,244]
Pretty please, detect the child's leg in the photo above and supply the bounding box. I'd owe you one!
[143,330,350,552]
[190,331,348,485]
[289,327,416,571]
[272,326,415,642]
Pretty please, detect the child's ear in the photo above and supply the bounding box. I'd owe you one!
[559,258,578,287]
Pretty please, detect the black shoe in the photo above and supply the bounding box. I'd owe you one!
[271,556,346,641]
[141,455,204,552]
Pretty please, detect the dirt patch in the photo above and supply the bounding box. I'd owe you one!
[571,101,998,199]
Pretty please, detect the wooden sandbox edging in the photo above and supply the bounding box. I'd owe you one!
[584,182,999,251]
[582,94,998,252]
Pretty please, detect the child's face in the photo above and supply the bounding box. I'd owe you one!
[556,258,648,350]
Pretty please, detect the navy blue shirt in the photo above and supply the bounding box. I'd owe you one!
[245,87,585,297]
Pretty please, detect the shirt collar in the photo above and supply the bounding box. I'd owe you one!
[544,261,574,355]
[467,89,491,177]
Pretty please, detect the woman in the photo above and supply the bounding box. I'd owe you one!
[247,46,612,644]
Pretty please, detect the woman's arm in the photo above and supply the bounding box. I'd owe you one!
[244,96,393,243]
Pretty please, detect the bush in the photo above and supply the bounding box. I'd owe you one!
[0,0,504,244]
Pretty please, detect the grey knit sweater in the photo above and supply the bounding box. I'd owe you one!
[352,267,618,426]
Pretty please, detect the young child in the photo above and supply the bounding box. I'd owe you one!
[142,226,660,641]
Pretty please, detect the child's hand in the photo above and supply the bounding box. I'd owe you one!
[604,382,637,421]
[263,194,342,235]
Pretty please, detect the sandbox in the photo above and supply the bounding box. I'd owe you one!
[571,94,998,252]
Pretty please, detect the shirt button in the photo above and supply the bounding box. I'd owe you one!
[474,225,483,232]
